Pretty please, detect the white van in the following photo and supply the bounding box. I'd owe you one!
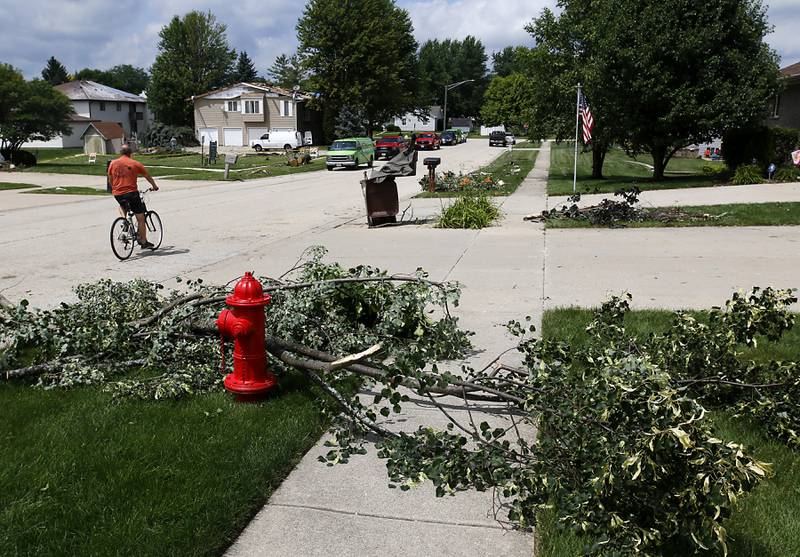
[250,130,303,151]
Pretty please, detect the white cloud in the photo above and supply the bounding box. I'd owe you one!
[0,0,795,81]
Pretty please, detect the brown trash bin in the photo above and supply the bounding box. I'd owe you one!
[361,175,399,227]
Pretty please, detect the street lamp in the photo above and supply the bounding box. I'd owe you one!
[443,79,474,133]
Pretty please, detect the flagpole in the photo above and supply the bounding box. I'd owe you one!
[573,83,581,193]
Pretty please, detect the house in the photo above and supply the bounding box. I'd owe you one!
[768,61,800,129]
[22,80,151,149]
[391,107,442,132]
[191,83,323,147]
[449,117,474,134]
[81,122,125,155]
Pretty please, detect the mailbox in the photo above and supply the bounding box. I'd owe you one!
[423,157,441,192]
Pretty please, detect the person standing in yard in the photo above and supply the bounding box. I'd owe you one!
[108,145,159,249]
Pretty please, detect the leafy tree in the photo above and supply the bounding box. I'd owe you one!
[73,65,150,94]
[491,46,531,77]
[147,11,236,126]
[267,53,307,89]
[525,0,779,181]
[418,37,488,119]
[41,56,69,85]
[480,73,531,130]
[0,65,74,154]
[234,51,259,83]
[297,0,418,138]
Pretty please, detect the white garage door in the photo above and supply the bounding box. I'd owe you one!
[223,128,243,147]
[198,128,218,144]
[248,128,270,144]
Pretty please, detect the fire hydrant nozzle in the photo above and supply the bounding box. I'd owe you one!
[216,272,276,400]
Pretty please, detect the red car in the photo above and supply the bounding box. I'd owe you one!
[375,135,408,160]
[415,132,441,150]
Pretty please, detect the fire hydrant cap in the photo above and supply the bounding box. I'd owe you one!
[226,272,271,307]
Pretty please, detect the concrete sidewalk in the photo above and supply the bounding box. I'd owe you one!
[223,144,552,557]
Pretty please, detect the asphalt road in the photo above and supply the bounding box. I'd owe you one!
[0,140,503,306]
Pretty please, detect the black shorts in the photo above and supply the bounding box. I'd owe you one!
[114,191,146,214]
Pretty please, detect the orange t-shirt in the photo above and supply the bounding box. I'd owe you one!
[108,155,148,196]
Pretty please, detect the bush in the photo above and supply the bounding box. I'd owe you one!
[141,122,198,148]
[770,127,800,166]
[437,192,501,229]
[0,149,37,167]
[385,124,401,133]
[421,170,502,193]
[722,126,800,170]
[731,164,763,185]
[773,166,800,183]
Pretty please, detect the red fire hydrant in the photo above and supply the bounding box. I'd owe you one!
[216,272,276,400]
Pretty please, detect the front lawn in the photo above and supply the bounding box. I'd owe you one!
[416,146,538,198]
[548,143,727,196]
[23,151,325,181]
[25,186,108,196]
[545,202,800,229]
[0,182,39,191]
[537,308,800,557]
[0,373,325,556]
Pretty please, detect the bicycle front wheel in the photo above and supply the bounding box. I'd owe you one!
[144,211,163,250]
[110,217,135,260]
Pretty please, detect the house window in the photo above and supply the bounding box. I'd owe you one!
[116,102,122,111]
[99,101,106,111]
[226,100,239,112]
[771,94,781,118]
[401,118,407,126]
[244,100,261,114]
[280,100,293,117]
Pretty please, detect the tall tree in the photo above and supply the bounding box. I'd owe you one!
[417,36,488,119]
[480,73,531,130]
[147,11,236,126]
[491,46,531,77]
[234,51,259,82]
[297,0,418,138]
[0,64,74,154]
[41,56,69,85]
[267,53,307,89]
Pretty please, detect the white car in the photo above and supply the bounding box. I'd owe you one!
[505,133,516,145]
[250,130,303,151]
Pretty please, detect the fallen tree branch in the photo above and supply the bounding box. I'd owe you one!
[4,358,146,380]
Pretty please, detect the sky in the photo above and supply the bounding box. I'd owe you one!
[0,0,797,81]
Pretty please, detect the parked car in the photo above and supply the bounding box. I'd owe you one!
[440,130,457,146]
[489,130,507,147]
[505,133,516,145]
[415,132,440,150]
[250,130,303,151]
[451,129,467,144]
[375,135,407,160]
[326,137,375,170]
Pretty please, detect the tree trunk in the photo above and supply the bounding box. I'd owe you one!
[651,145,667,181]
[591,141,608,179]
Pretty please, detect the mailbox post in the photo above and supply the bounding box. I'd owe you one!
[423,157,441,193]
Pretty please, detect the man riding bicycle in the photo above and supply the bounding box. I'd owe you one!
[108,144,159,248]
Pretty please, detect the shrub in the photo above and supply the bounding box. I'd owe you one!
[769,127,800,166]
[731,164,763,185]
[773,166,800,183]
[0,149,37,167]
[141,122,198,148]
[437,192,501,229]
[722,126,800,170]
[385,123,401,133]
[420,170,502,193]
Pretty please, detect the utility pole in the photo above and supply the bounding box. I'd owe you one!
[443,79,475,133]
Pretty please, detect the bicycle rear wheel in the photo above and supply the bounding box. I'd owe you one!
[110,217,135,260]
[144,211,163,250]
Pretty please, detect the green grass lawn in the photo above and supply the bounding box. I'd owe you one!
[29,147,84,161]
[416,147,538,198]
[548,143,727,196]
[537,308,800,557]
[546,202,800,229]
[0,372,326,556]
[24,186,108,196]
[22,150,325,181]
[0,182,39,190]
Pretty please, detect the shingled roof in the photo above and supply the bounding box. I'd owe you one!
[81,122,125,140]
[780,61,800,78]
[56,80,146,103]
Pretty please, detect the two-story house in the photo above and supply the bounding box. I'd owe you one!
[22,80,152,149]
[768,61,800,129]
[191,83,323,147]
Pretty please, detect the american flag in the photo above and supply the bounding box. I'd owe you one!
[579,90,594,143]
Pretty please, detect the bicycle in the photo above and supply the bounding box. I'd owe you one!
[110,189,163,260]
